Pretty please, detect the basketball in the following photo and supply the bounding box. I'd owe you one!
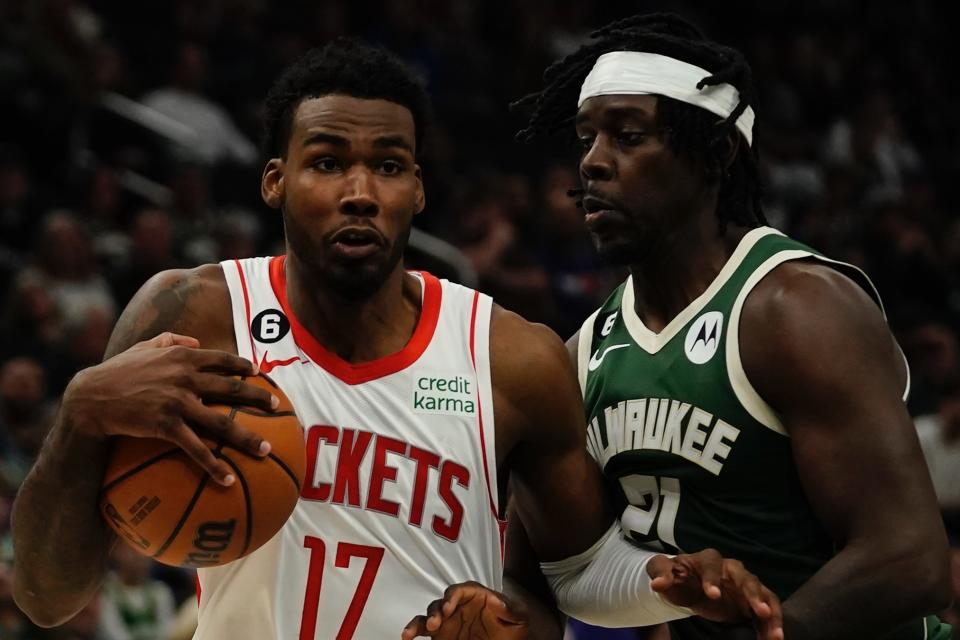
[99,373,305,568]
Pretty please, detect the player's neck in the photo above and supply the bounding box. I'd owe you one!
[284,257,422,364]
[628,216,749,333]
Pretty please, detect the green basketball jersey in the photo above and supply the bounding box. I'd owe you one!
[577,227,951,640]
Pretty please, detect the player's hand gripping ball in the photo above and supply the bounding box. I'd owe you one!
[99,373,305,567]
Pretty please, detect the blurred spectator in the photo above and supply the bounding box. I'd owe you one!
[141,43,258,166]
[215,208,261,261]
[535,164,614,338]
[0,357,54,493]
[110,208,179,304]
[0,564,27,640]
[98,545,176,640]
[19,212,116,329]
[45,303,115,393]
[449,173,551,323]
[823,89,922,204]
[0,148,41,256]
[0,268,62,362]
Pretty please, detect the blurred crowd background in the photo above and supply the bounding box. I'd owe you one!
[1,0,958,638]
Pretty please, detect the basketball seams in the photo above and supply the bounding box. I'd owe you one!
[265,452,302,492]
[101,447,182,493]
[153,473,212,559]
[218,452,253,558]
[152,436,227,561]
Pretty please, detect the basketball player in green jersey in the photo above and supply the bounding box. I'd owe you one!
[407,13,952,640]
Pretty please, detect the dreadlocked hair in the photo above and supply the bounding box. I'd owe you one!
[514,13,766,231]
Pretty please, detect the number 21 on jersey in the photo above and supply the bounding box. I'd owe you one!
[619,475,681,553]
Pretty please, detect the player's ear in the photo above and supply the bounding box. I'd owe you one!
[722,130,740,172]
[261,158,285,210]
[413,164,425,215]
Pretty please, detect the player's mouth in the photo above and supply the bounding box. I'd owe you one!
[581,194,628,231]
[328,226,384,260]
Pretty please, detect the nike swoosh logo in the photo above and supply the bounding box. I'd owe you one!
[258,351,303,373]
[587,343,630,371]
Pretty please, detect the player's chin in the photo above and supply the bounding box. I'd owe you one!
[324,260,392,299]
[593,237,639,265]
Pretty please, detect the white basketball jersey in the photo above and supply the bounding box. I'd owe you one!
[196,256,503,640]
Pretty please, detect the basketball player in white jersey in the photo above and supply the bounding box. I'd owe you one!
[11,39,784,639]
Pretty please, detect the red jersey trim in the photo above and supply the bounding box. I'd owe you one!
[267,255,442,385]
[233,260,257,362]
[469,291,501,531]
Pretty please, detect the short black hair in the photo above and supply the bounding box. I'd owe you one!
[262,37,431,158]
[514,13,766,231]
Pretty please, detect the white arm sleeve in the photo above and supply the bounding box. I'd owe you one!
[540,523,692,628]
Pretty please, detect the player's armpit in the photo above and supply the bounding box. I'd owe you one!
[740,261,951,638]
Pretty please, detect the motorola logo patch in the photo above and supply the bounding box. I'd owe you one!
[684,311,723,364]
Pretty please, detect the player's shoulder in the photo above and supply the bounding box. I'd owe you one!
[107,264,233,356]
[489,304,569,372]
[744,258,882,327]
[488,304,583,444]
[141,263,229,298]
[739,258,898,389]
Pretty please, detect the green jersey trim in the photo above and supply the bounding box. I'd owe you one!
[620,227,782,354]
[726,249,911,437]
[726,249,809,436]
[577,308,602,392]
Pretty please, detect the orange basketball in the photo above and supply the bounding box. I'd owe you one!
[99,373,305,568]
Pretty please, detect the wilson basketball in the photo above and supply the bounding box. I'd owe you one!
[99,373,305,567]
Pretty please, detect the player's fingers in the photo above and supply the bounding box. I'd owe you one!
[183,348,259,376]
[440,585,466,617]
[192,373,279,412]
[726,561,763,615]
[691,549,724,600]
[649,571,676,593]
[183,400,270,457]
[402,615,429,639]
[135,332,200,350]
[168,423,234,486]
[485,592,525,625]
[753,588,783,640]
[425,599,444,631]
[645,554,676,589]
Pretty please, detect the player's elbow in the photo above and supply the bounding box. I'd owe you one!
[914,548,952,612]
[12,572,91,628]
[893,535,952,612]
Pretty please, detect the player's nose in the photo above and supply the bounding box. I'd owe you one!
[339,166,379,217]
[580,136,615,182]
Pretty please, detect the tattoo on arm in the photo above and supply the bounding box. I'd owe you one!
[106,274,202,358]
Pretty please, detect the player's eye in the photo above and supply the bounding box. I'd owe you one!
[312,157,340,172]
[380,160,404,175]
[617,131,648,146]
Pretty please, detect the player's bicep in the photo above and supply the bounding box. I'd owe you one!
[742,265,941,542]
[492,309,614,561]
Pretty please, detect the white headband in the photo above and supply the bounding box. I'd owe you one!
[578,51,755,146]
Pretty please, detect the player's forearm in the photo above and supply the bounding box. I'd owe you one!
[782,539,951,639]
[12,399,115,627]
[541,524,689,627]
